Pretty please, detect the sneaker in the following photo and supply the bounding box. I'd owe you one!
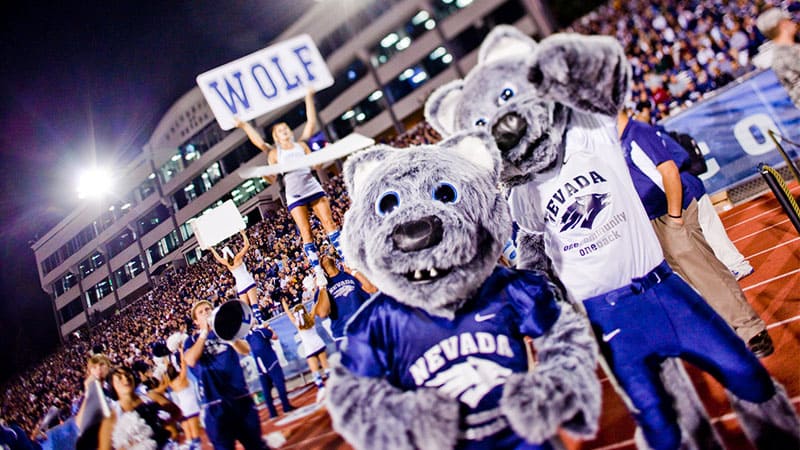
[732,264,754,280]
[747,330,774,358]
[264,432,287,448]
[316,387,327,403]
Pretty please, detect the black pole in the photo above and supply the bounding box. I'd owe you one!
[767,130,800,183]
[759,163,800,234]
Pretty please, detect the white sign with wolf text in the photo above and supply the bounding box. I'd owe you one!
[197,34,333,130]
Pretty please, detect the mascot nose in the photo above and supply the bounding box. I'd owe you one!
[392,216,443,252]
[492,112,528,153]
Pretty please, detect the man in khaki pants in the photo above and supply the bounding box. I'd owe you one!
[618,111,773,358]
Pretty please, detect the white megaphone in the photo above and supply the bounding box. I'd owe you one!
[209,300,253,342]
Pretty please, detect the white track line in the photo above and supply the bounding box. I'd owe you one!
[278,431,340,449]
[727,206,785,230]
[745,236,800,259]
[732,218,791,243]
[722,185,800,222]
[766,314,800,329]
[594,439,635,450]
[742,268,800,292]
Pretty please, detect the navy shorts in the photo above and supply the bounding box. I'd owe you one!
[288,191,326,212]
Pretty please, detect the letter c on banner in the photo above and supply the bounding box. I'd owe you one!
[733,113,780,156]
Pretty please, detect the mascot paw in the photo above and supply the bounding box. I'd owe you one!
[327,363,460,450]
[409,389,462,448]
[500,370,582,444]
[527,34,628,116]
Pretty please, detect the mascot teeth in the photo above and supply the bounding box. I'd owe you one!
[406,267,450,283]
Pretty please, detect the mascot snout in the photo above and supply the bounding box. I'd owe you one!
[392,215,443,252]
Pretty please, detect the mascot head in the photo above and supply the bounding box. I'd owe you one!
[340,130,509,318]
[425,26,569,186]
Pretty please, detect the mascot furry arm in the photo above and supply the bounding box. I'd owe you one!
[502,296,600,442]
[526,32,630,117]
[326,130,600,449]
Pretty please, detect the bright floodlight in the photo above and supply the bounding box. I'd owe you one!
[77,167,114,199]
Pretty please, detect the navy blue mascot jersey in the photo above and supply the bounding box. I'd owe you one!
[341,267,560,449]
[184,331,250,405]
[315,271,370,338]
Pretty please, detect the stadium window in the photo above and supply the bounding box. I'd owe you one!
[84,287,98,308]
[315,60,368,111]
[159,151,185,183]
[145,241,164,266]
[180,217,198,241]
[384,64,430,104]
[78,256,95,278]
[53,272,77,297]
[90,251,105,269]
[137,204,170,236]
[107,228,136,259]
[127,255,144,278]
[220,141,259,175]
[113,255,145,288]
[59,298,84,323]
[42,252,62,276]
[137,174,157,201]
[230,177,268,207]
[330,91,387,137]
[369,9,433,68]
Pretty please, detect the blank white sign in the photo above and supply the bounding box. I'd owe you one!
[191,200,246,249]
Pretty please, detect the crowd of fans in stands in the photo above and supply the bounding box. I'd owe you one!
[0,123,440,439]
[0,0,787,439]
[568,0,779,121]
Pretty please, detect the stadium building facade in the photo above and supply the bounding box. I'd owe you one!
[31,0,555,341]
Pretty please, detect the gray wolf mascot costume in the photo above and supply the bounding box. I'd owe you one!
[326,130,601,449]
[424,25,800,450]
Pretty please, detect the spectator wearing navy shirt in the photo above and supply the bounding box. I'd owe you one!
[245,323,294,419]
[313,255,377,349]
[617,112,773,358]
[183,301,267,450]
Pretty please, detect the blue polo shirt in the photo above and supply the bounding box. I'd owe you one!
[621,119,703,219]
[314,271,370,339]
[246,327,279,373]
[658,130,706,201]
[184,331,249,405]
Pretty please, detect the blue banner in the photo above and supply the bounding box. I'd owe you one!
[660,69,800,194]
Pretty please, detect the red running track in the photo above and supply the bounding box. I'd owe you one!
[205,183,800,450]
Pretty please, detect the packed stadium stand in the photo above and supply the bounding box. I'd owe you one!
[4,0,799,447]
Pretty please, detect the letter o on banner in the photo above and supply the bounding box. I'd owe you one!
[733,113,780,156]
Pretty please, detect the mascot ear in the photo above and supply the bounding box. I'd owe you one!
[343,145,389,195]
[424,80,464,137]
[478,25,538,65]
[440,130,501,182]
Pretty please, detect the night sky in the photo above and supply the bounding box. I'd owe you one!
[0,0,314,382]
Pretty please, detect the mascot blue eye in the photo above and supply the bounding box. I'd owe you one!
[432,182,459,204]
[376,191,400,216]
[475,118,487,127]
[498,88,515,105]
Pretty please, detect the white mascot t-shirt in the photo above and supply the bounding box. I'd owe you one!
[509,111,664,301]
